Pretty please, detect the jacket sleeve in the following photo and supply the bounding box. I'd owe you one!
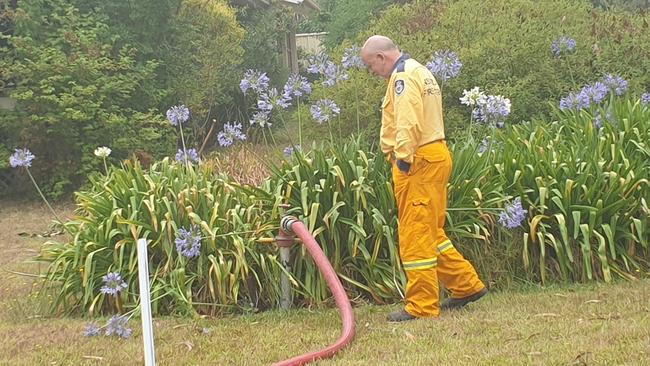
[393,72,423,164]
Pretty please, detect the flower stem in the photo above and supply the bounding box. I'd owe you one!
[26,168,73,236]
[102,157,109,175]
[178,124,188,165]
[354,89,360,136]
[327,123,334,144]
[337,115,342,142]
[298,97,303,147]
[268,126,277,147]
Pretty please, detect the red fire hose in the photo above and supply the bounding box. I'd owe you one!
[272,216,356,366]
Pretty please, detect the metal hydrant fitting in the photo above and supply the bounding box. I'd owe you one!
[276,215,299,310]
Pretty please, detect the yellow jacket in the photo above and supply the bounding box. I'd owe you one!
[381,54,445,164]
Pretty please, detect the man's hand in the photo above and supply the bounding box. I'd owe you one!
[396,159,411,174]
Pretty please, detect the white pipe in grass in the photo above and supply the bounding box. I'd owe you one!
[137,238,156,366]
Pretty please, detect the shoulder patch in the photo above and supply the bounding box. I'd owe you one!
[395,79,405,96]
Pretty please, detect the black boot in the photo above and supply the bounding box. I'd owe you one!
[387,308,417,322]
[441,287,488,310]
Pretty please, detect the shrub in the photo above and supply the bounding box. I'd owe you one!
[316,0,650,137]
[0,0,176,197]
[38,158,281,316]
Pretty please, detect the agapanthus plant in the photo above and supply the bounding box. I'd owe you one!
[166,104,191,167]
[249,111,271,128]
[175,226,202,259]
[642,92,650,106]
[175,148,200,164]
[551,36,577,57]
[257,88,291,112]
[341,45,364,69]
[477,137,490,155]
[499,197,527,229]
[559,75,628,111]
[94,146,112,174]
[307,52,332,74]
[426,50,462,82]
[283,74,312,99]
[459,87,487,107]
[166,105,190,126]
[322,61,349,87]
[591,109,615,130]
[600,74,628,96]
[240,69,270,95]
[472,94,511,127]
[282,73,312,146]
[105,315,132,339]
[83,322,102,337]
[217,122,247,148]
[310,99,340,124]
[283,145,301,157]
[559,91,590,111]
[306,53,348,87]
[100,272,128,296]
[9,148,71,235]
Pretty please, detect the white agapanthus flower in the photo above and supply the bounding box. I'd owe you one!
[94,146,112,158]
[459,87,487,106]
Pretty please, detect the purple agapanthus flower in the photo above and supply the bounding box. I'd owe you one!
[307,53,332,74]
[478,137,490,155]
[100,272,128,296]
[166,105,190,126]
[579,82,609,105]
[217,122,247,148]
[322,61,349,87]
[472,95,511,126]
[498,197,527,229]
[240,69,270,95]
[605,108,616,125]
[258,88,291,112]
[249,111,271,128]
[175,148,200,164]
[426,50,462,82]
[283,145,301,157]
[105,315,132,339]
[559,91,590,111]
[551,36,577,57]
[283,74,312,99]
[641,92,650,106]
[600,74,628,96]
[83,322,102,337]
[175,226,202,259]
[341,45,364,69]
[310,99,340,123]
[592,110,603,129]
[9,148,35,168]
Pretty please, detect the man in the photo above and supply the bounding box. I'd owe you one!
[360,35,488,322]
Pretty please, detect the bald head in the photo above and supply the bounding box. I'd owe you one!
[362,35,398,54]
[360,35,401,79]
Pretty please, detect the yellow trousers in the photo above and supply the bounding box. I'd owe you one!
[392,141,485,317]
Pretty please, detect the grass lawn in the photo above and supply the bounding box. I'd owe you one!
[1,201,649,365]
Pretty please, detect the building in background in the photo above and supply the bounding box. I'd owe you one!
[231,0,320,73]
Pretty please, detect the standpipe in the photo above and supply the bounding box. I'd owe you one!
[269,215,356,366]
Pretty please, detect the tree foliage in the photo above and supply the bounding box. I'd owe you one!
[0,0,245,196]
[0,0,175,196]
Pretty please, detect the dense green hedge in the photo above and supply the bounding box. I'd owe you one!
[310,0,650,138]
[0,0,245,197]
